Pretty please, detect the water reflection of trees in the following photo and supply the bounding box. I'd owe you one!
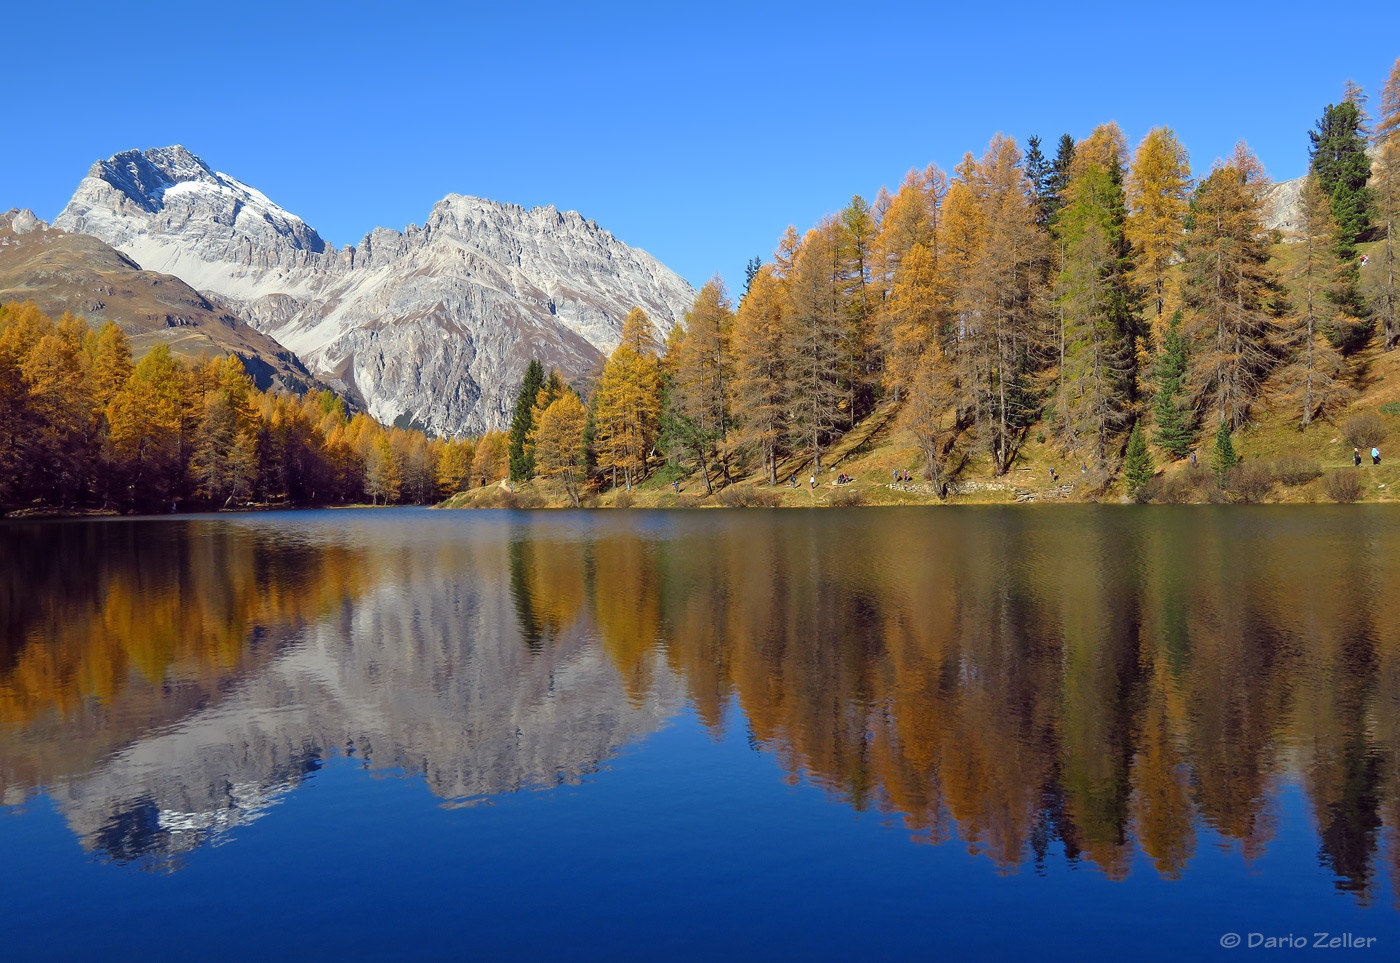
[0,515,675,866]
[2,509,1397,901]
[510,509,1399,902]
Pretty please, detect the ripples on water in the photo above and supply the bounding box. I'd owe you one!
[1,506,1398,958]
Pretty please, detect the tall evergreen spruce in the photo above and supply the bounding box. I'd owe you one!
[742,256,762,301]
[1043,133,1076,226]
[1152,312,1193,458]
[1310,98,1374,351]
[1024,135,1052,227]
[1123,422,1153,496]
[508,359,546,481]
[1310,98,1374,257]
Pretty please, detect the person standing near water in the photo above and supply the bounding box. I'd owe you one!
[809,474,815,490]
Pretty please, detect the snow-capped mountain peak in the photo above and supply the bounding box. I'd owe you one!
[56,146,696,435]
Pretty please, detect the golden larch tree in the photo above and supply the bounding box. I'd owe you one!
[730,265,793,483]
[1179,143,1278,430]
[1126,127,1192,344]
[530,391,589,505]
[594,309,661,487]
[1273,176,1356,426]
[1373,56,1400,350]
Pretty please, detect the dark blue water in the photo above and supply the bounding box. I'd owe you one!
[1,507,1396,960]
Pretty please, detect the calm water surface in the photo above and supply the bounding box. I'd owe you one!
[2,506,1399,960]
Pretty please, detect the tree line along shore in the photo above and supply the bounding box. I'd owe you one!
[5,58,1400,515]
[459,57,1400,509]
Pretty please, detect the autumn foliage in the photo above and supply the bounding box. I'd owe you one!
[0,302,473,512]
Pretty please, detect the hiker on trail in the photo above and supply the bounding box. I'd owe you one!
[809,474,815,490]
[1190,452,1197,468]
[892,468,898,483]
[673,480,679,494]
[1355,448,1363,467]
[1049,467,1057,482]
[791,474,797,488]
[1374,447,1382,465]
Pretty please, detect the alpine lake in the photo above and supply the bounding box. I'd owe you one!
[2,505,1399,960]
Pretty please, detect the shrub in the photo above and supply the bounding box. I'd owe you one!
[1323,469,1363,503]
[1274,455,1323,486]
[578,493,600,509]
[1380,402,1400,416]
[1343,413,1387,450]
[1226,460,1275,503]
[612,491,635,509]
[1146,466,1214,504]
[715,486,781,507]
[829,487,865,507]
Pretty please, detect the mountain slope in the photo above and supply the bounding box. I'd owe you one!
[56,146,697,434]
[0,208,319,393]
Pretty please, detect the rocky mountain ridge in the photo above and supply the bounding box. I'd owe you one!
[56,147,697,434]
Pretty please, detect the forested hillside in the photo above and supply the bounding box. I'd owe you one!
[498,56,1400,505]
[0,302,473,513]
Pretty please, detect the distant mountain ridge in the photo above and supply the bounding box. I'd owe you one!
[56,146,697,435]
[0,207,319,394]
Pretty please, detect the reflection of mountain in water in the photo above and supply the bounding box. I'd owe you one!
[3,508,1400,903]
[0,515,678,865]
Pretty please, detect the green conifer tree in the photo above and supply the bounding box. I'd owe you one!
[1043,133,1076,225]
[1310,98,1374,257]
[1210,421,1240,482]
[1153,312,1193,457]
[1310,97,1374,351]
[1123,422,1153,496]
[1024,135,1052,227]
[508,359,546,481]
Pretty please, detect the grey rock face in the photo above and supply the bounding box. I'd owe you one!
[56,146,697,434]
[7,208,46,234]
[1264,176,1306,237]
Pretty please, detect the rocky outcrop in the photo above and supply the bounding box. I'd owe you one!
[0,208,320,394]
[1264,176,1306,236]
[56,146,697,434]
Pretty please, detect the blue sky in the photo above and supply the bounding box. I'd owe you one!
[4,1,1397,288]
